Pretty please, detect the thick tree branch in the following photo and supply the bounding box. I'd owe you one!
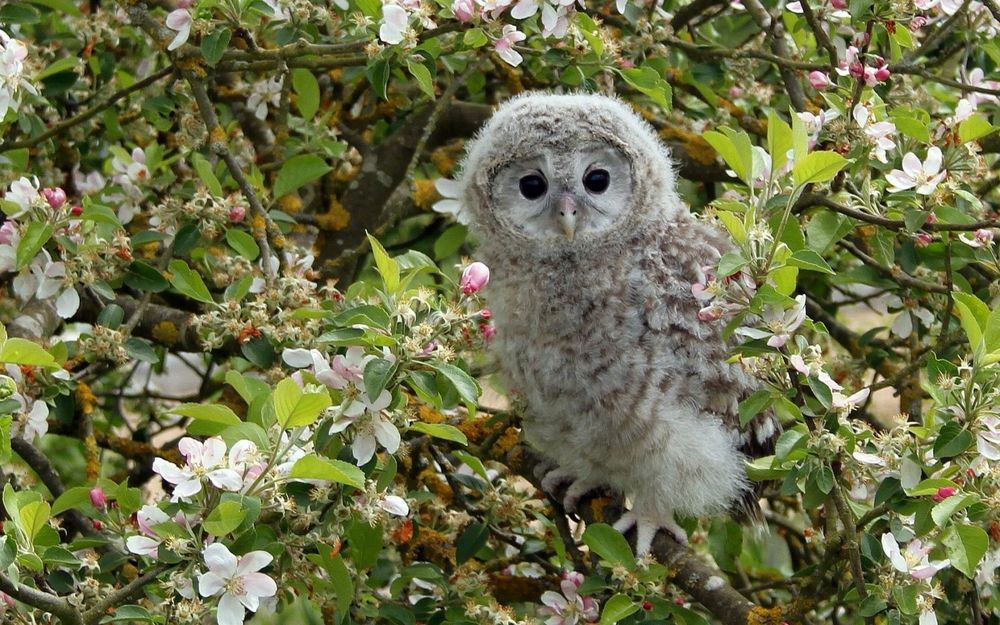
[0,573,83,625]
[10,437,96,539]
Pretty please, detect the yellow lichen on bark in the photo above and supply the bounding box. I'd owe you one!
[152,321,179,346]
[316,198,351,231]
[411,178,440,210]
[75,382,97,415]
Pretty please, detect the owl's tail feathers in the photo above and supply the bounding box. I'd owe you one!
[730,486,769,535]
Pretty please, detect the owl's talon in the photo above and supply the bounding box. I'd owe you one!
[562,478,601,512]
[612,510,688,556]
[540,467,575,495]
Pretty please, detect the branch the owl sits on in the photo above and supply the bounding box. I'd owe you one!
[458,92,780,555]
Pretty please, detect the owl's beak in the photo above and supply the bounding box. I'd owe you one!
[556,194,577,241]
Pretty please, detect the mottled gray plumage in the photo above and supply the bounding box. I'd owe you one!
[459,93,778,553]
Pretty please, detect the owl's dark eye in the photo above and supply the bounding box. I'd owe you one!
[519,174,548,200]
[583,169,610,194]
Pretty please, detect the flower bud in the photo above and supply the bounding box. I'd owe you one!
[0,375,15,400]
[89,487,107,510]
[42,187,67,210]
[697,305,723,322]
[92,520,103,530]
[874,66,891,82]
[808,71,831,90]
[0,221,14,245]
[830,0,847,8]
[70,205,83,217]
[478,308,492,320]
[910,16,927,31]
[913,232,933,247]
[460,261,490,294]
[479,323,496,341]
[451,0,475,22]
[229,205,246,222]
[642,601,653,611]
[932,486,956,502]
[974,229,994,245]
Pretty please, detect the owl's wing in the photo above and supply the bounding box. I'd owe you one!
[634,219,779,522]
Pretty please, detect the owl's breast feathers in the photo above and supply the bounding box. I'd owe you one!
[485,217,779,520]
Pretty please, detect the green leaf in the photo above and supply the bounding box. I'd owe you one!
[201,27,231,66]
[241,335,275,368]
[407,61,435,98]
[792,151,848,186]
[36,56,79,80]
[15,222,53,270]
[0,415,10,464]
[125,337,158,364]
[273,378,331,428]
[409,422,468,445]
[703,131,746,181]
[788,249,836,274]
[767,111,793,174]
[456,522,489,563]
[100,605,155,623]
[170,403,241,436]
[367,233,400,293]
[462,28,488,48]
[326,554,354,623]
[600,594,640,625]
[716,251,746,277]
[225,229,260,261]
[346,520,383,569]
[738,389,772,427]
[618,66,672,110]
[953,292,989,351]
[289,453,365,489]
[0,338,56,367]
[42,545,81,568]
[124,261,169,292]
[958,115,995,143]
[273,154,331,198]
[433,224,468,260]
[582,523,634,568]
[291,68,320,120]
[363,357,395,400]
[19,500,51,542]
[167,259,214,304]
[943,523,988,578]
[203,500,247,536]
[51,486,93,516]
[191,153,223,196]
[933,422,973,458]
[425,362,479,405]
[931,493,977,527]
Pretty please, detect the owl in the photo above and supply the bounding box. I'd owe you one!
[458,93,780,554]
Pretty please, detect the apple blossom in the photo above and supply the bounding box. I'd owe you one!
[808,71,831,89]
[460,261,490,294]
[379,4,409,44]
[5,176,40,218]
[539,571,599,625]
[152,437,244,501]
[89,487,107,509]
[735,294,806,347]
[958,228,994,248]
[881,533,950,581]
[165,8,192,51]
[41,187,66,210]
[432,177,468,224]
[452,0,476,21]
[495,25,526,67]
[126,504,171,558]
[885,147,947,194]
[198,543,277,625]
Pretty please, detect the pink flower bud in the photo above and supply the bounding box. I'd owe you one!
[70,205,83,216]
[924,212,937,224]
[830,0,847,8]
[974,228,994,245]
[451,0,475,21]
[808,71,831,90]
[563,571,585,586]
[479,323,496,341]
[92,520,103,530]
[913,232,933,247]
[1,592,13,608]
[42,187,67,210]
[849,61,865,80]
[89,487,107,509]
[910,16,928,31]
[229,205,246,222]
[874,66,891,82]
[460,261,490,294]
[478,308,492,320]
[0,221,15,245]
[729,86,744,98]
[932,486,956,502]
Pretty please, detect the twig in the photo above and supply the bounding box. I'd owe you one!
[797,0,838,66]
[741,0,807,110]
[0,66,175,153]
[663,35,827,71]
[0,573,83,625]
[81,565,169,625]
[796,193,1000,231]
[186,75,282,283]
[839,239,950,294]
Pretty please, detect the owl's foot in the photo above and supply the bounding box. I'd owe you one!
[540,468,601,513]
[613,510,688,556]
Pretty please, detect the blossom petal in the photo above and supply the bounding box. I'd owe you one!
[55,287,79,318]
[197,571,227,597]
[217,592,247,625]
[241,571,278,598]
[237,551,273,575]
[203,543,239,577]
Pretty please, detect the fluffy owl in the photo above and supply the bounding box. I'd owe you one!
[458,93,780,554]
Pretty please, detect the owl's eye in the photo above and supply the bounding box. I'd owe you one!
[519,174,547,200]
[583,169,610,194]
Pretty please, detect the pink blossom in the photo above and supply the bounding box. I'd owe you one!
[165,8,192,50]
[734,294,806,347]
[152,437,244,501]
[885,147,946,195]
[480,323,496,341]
[910,15,928,30]
[697,304,724,322]
[0,221,15,245]
[831,387,870,413]
[881,533,951,581]
[452,0,476,21]
[176,0,193,7]
[913,232,933,247]
[808,71,831,89]
[494,25,526,67]
[460,261,490,294]
[539,571,599,625]
[959,229,994,248]
[379,4,409,44]
[229,205,246,222]
[41,187,66,210]
[126,504,171,558]
[89,487,107,509]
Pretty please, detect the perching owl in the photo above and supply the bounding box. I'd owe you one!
[458,93,780,554]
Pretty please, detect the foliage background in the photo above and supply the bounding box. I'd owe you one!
[0,0,1000,624]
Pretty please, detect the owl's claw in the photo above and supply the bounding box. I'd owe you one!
[540,468,601,513]
[613,510,688,556]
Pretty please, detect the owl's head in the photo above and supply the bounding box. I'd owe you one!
[459,93,683,248]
